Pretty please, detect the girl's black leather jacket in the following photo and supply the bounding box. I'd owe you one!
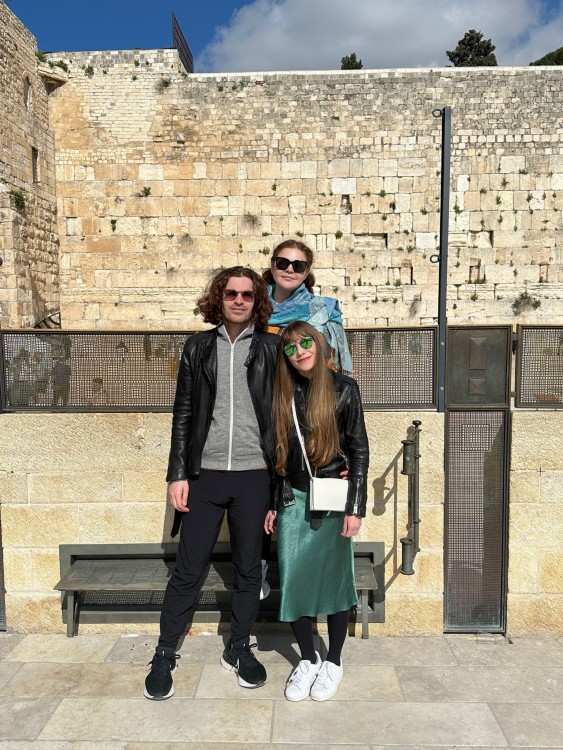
[166,325,279,482]
[275,371,370,517]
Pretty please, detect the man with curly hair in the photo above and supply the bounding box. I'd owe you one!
[145,266,279,700]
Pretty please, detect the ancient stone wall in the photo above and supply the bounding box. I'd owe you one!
[46,51,563,329]
[0,2,60,328]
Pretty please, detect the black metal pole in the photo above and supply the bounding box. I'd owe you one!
[432,107,451,412]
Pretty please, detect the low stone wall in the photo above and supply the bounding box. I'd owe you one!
[0,410,560,636]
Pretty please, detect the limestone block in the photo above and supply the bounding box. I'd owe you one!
[540,472,563,503]
[328,159,350,178]
[416,233,438,250]
[539,551,563,593]
[511,413,563,470]
[378,596,443,635]
[79,502,168,544]
[2,505,80,547]
[139,164,163,180]
[261,197,289,215]
[28,472,122,504]
[0,470,28,503]
[31,549,61,590]
[2,549,32,590]
[509,503,563,548]
[300,161,318,179]
[507,549,538,593]
[398,158,427,177]
[280,162,301,179]
[507,595,563,636]
[331,177,356,195]
[500,156,526,173]
[5,592,62,634]
[510,470,540,503]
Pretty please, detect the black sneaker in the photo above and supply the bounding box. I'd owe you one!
[220,639,267,688]
[144,646,179,700]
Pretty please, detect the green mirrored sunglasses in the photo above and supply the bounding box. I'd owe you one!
[283,336,314,357]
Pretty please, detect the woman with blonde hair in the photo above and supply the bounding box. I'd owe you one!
[264,321,369,702]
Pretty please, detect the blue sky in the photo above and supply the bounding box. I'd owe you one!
[6,0,563,72]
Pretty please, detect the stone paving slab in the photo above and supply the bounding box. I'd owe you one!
[5,634,119,663]
[446,635,563,667]
[0,697,61,742]
[0,744,126,750]
[0,632,24,659]
[4,661,201,698]
[38,698,273,744]
[397,665,563,702]
[490,702,563,747]
[195,663,402,701]
[0,660,21,690]
[126,745,371,750]
[272,700,508,746]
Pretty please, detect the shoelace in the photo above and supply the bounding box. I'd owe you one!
[314,662,334,688]
[289,660,312,687]
[237,642,259,665]
[148,652,180,674]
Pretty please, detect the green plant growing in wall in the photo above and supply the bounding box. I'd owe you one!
[36,51,47,62]
[9,190,25,211]
[496,195,501,205]
[512,291,541,314]
[295,230,304,237]
[420,207,428,215]
[335,230,343,239]
[480,188,487,194]
[453,202,462,215]
[84,65,94,77]
[110,219,117,232]
[271,183,277,192]
[501,177,508,188]
[158,78,172,91]
[139,186,151,197]
[379,189,386,197]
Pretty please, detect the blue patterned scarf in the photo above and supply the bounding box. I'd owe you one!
[268,283,353,375]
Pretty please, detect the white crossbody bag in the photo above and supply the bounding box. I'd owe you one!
[291,397,348,513]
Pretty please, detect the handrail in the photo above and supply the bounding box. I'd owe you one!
[400,420,422,575]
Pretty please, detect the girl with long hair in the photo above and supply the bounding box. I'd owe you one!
[264,321,369,702]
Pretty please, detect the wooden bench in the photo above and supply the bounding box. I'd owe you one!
[55,541,384,638]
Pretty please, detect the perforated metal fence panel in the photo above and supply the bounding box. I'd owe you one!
[346,328,437,408]
[1,332,189,411]
[516,325,563,408]
[1,328,437,412]
[444,410,509,632]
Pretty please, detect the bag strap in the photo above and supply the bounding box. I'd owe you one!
[291,397,314,480]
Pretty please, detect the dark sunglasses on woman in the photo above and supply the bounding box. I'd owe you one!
[274,256,308,274]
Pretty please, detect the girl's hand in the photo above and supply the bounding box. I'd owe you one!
[341,514,362,537]
[264,510,277,534]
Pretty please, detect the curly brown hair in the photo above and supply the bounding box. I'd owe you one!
[197,266,273,331]
[262,239,316,291]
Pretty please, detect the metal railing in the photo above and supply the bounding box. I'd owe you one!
[0,328,438,413]
[400,420,422,575]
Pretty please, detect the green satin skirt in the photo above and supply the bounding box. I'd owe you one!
[277,487,358,622]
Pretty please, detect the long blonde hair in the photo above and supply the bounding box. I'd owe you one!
[273,321,339,475]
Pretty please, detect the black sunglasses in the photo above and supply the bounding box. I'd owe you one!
[223,289,255,302]
[274,256,308,274]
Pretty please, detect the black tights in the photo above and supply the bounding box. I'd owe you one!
[290,610,349,666]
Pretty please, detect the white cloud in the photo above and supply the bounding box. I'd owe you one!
[197,0,563,72]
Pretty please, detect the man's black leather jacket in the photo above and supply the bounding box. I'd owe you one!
[275,371,370,517]
[166,326,280,483]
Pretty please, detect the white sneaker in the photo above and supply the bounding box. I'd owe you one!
[285,652,322,701]
[310,659,344,701]
[259,559,270,600]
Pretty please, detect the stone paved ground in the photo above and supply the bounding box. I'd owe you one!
[1,629,563,748]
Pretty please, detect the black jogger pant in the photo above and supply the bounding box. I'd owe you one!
[158,469,270,650]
